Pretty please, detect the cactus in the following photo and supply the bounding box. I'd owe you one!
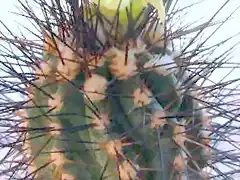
[0,0,239,180]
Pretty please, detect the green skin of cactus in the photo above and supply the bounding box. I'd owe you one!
[24,3,209,180]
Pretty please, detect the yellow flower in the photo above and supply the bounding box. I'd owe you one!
[92,0,165,24]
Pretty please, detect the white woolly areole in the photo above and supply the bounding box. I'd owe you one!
[150,110,167,129]
[56,39,75,61]
[62,172,75,180]
[173,153,186,171]
[15,110,28,119]
[93,113,110,130]
[99,140,123,159]
[48,121,62,136]
[173,125,186,147]
[34,61,52,83]
[109,50,137,80]
[19,119,29,129]
[57,61,70,75]
[118,160,140,180]
[50,148,65,166]
[48,93,63,112]
[83,74,108,102]
[132,87,152,107]
[54,35,82,81]
[56,59,80,81]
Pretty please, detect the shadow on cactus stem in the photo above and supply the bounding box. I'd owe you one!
[0,0,239,179]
